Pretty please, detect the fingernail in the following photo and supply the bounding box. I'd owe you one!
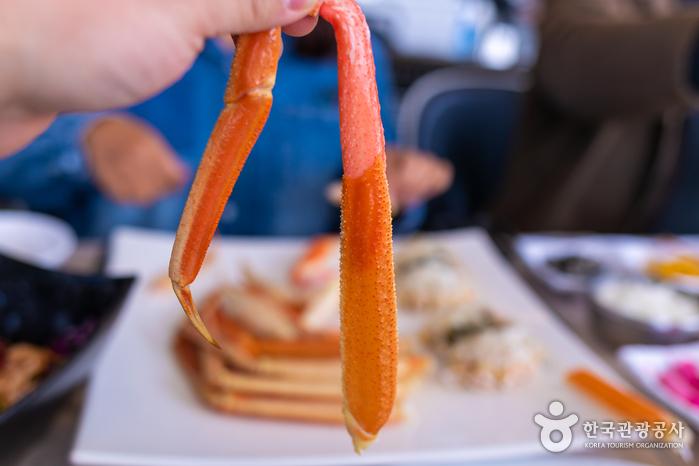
[285,0,317,11]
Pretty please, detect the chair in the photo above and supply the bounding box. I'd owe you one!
[398,67,528,231]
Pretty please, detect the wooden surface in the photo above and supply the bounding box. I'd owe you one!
[0,239,693,466]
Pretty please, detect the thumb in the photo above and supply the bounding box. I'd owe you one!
[193,0,320,36]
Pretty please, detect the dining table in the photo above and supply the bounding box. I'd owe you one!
[0,235,696,466]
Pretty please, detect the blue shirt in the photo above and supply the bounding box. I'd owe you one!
[1,38,423,237]
[0,115,96,232]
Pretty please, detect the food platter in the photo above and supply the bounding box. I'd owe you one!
[73,227,627,466]
[516,235,699,347]
[515,234,699,294]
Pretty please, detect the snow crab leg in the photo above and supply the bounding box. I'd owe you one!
[169,0,397,452]
[169,28,282,345]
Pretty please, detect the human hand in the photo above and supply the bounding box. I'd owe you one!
[0,0,320,155]
[386,147,453,212]
[83,116,187,205]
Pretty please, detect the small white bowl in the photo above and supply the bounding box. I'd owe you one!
[0,210,77,268]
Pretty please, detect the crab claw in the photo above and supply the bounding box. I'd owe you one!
[171,283,218,347]
[169,29,283,347]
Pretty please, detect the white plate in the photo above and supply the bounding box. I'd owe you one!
[0,210,77,268]
[72,227,629,466]
[619,342,699,431]
[482,460,651,466]
[395,459,652,466]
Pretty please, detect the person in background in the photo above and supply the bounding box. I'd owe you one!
[0,0,322,156]
[0,114,187,232]
[0,22,453,237]
[493,0,699,233]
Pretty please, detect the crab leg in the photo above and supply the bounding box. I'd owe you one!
[319,0,397,452]
[169,0,397,452]
[169,29,282,346]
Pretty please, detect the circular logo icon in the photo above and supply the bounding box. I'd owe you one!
[534,401,579,453]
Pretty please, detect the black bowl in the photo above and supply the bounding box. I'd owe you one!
[0,253,134,426]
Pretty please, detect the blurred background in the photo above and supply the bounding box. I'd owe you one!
[0,0,542,242]
[6,1,699,465]
[6,0,698,242]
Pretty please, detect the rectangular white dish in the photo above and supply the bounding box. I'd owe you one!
[72,228,626,466]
